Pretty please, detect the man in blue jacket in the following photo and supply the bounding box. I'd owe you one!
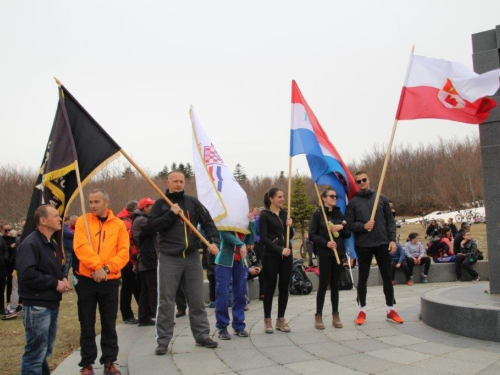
[62,215,77,278]
[17,205,70,374]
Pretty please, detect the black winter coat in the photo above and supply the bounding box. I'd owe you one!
[131,209,159,271]
[259,209,294,257]
[345,189,396,248]
[0,236,8,278]
[147,191,220,257]
[309,206,350,258]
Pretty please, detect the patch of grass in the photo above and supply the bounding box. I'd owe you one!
[0,277,137,375]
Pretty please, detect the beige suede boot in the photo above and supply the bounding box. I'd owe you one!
[275,317,291,332]
[264,318,274,334]
[315,314,325,330]
[332,312,343,328]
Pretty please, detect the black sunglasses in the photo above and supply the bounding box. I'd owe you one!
[327,194,338,199]
[356,178,367,184]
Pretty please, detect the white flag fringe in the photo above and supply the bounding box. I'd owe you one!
[190,107,250,234]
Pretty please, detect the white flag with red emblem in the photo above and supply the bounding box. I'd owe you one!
[190,106,250,234]
[396,55,499,124]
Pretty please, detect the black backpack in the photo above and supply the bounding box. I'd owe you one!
[289,259,313,295]
[339,266,354,290]
[426,236,440,257]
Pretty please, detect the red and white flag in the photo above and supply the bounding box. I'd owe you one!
[396,55,500,124]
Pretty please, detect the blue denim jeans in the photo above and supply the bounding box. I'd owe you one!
[215,262,247,331]
[63,249,73,278]
[21,305,59,375]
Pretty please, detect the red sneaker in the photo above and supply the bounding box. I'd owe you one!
[354,311,366,325]
[387,310,404,324]
[407,280,413,286]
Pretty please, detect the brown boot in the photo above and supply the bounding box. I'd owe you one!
[275,317,291,332]
[264,318,274,334]
[332,312,343,328]
[315,314,325,330]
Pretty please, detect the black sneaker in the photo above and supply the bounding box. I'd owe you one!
[218,328,231,340]
[155,344,168,355]
[138,319,155,327]
[234,329,249,338]
[123,317,138,325]
[175,310,186,318]
[195,337,218,348]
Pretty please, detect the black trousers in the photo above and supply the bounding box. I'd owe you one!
[119,263,141,320]
[357,244,394,308]
[0,276,6,310]
[455,254,478,279]
[207,273,215,302]
[316,256,342,314]
[254,242,266,295]
[138,269,158,323]
[75,277,119,367]
[391,259,410,281]
[263,255,292,319]
[406,256,431,276]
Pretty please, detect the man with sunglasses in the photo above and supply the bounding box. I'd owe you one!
[346,171,403,326]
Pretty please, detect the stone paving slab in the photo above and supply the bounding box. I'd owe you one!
[54,282,500,374]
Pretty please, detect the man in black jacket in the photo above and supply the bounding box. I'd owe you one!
[346,171,403,326]
[17,205,70,374]
[147,171,220,355]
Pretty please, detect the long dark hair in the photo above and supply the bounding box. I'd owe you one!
[440,226,451,238]
[264,187,282,209]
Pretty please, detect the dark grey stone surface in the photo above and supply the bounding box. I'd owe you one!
[472,26,500,294]
[421,285,500,342]
[471,29,497,53]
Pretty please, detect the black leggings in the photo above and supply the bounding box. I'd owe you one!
[357,244,394,308]
[316,256,342,314]
[406,256,431,276]
[263,255,292,319]
[0,276,6,310]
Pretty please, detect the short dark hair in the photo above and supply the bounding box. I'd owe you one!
[355,171,368,177]
[320,188,336,198]
[34,205,51,227]
[408,232,419,240]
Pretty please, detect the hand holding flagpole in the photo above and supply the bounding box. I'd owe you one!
[314,184,341,265]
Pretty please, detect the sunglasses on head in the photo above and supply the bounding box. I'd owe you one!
[356,178,367,184]
[327,194,338,199]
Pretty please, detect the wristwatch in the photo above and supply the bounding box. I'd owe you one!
[103,266,110,274]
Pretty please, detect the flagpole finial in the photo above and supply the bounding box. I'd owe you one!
[54,77,62,87]
[411,45,415,53]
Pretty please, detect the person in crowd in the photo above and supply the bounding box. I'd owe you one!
[309,188,350,330]
[259,187,293,333]
[17,205,70,374]
[303,233,315,267]
[116,200,141,325]
[433,226,455,263]
[250,207,266,300]
[389,201,396,218]
[62,215,77,278]
[7,218,27,318]
[346,171,403,325]
[147,170,220,355]
[74,189,129,375]
[215,215,255,340]
[404,232,431,283]
[391,242,411,286]
[425,220,439,238]
[0,235,9,316]
[1,223,16,313]
[453,222,471,255]
[455,231,481,282]
[131,197,158,327]
[447,218,458,238]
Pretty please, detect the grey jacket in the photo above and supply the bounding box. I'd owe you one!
[345,189,396,248]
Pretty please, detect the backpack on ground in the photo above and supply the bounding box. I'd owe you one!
[339,266,354,290]
[289,258,313,295]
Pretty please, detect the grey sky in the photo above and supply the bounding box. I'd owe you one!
[1,1,498,178]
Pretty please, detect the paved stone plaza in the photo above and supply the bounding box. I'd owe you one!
[54,282,500,374]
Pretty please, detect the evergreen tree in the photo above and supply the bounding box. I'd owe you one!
[185,163,194,180]
[178,163,186,175]
[290,177,315,242]
[233,163,247,183]
[171,162,177,171]
[279,171,285,181]
[157,164,169,179]
[121,166,135,179]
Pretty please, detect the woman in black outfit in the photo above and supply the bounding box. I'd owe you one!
[309,188,350,330]
[259,187,293,334]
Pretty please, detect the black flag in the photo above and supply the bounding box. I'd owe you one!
[22,86,121,241]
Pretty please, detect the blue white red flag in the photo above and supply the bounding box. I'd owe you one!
[290,80,358,258]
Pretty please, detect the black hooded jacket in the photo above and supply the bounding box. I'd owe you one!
[131,209,159,271]
[345,189,396,248]
[147,190,220,257]
[309,206,351,258]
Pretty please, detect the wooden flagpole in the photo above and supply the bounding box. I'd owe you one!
[119,149,216,252]
[313,184,341,265]
[286,156,293,250]
[368,46,415,225]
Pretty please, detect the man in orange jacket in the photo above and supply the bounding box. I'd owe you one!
[73,189,129,375]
